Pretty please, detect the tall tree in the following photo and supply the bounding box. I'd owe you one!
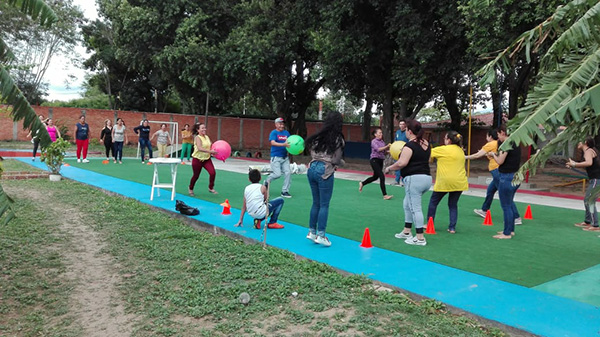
[0,0,83,103]
[0,0,57,223]
[478,0,600,182]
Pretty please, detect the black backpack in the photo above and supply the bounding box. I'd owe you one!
[175,200,199,216]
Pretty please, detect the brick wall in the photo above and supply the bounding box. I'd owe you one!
[1,106,379,151]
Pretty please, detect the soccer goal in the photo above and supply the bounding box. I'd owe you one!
[136,120,179,159]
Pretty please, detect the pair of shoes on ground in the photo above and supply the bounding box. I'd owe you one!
[254,219,284,229]
[281,192,292,198]
[306,232,331,246]
[391,181,404,187]
[394,232,426,246]
[77,159,90,163]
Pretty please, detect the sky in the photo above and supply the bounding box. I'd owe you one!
[45,0,99,101]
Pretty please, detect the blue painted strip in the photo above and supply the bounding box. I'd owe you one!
[18,158,600,337]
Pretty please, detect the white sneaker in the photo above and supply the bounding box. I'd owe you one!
[473,209,486,218]
[306,232,317,242]
[32,157,35,161]
[405,237,427,246]
[515,217,522,225]
[82,159,90,163]
[394,232,412,239]
[315,236,332,247]
[77,159,81,163]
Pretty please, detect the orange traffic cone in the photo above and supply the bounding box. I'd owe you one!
[102,160,109,164]
[360,228,373,248]
[425,217,436,234]
[483,210,493,226]
[221,199,231,215]
[524,205,533,219]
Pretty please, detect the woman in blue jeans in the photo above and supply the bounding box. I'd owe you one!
[385,120,432,246]
[305,112,345,247]
[489,126,521,239]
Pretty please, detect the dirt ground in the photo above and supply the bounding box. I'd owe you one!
[4,184,138,336]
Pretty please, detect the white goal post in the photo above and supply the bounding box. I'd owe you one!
[136,120,179,159]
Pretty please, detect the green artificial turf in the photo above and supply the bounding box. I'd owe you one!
[67,159,600,287]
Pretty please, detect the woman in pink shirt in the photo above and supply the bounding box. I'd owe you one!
[359,128,393,200]
[46,119,61,142]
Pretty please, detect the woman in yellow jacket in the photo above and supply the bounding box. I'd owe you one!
[426,131,468,233]
[188,123,218,196]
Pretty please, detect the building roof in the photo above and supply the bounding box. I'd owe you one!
[421,112,500,129]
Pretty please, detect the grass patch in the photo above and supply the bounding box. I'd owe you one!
[1,158,44,172]
[0,182,80,336]
[1,178,509,336]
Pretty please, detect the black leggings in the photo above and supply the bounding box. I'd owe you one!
[32,138,40,157]
[362,158,387,195]
[104,141,114,158]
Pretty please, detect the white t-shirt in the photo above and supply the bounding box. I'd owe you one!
[244,183,266,219]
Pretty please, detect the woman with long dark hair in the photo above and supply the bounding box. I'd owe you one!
[384,120,432,246]
[305,112,345,247]
[568,137,600,232]
[426,131,468,233]
[359,128,393,200]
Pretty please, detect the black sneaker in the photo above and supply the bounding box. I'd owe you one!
[281,192,292,198]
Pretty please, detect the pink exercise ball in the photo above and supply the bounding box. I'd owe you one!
[211,140,231,162]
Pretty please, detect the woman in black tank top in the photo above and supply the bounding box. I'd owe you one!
[567,137,600,231]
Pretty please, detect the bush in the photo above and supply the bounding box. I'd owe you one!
[40,138,70,174]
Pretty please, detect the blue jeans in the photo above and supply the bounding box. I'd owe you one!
[139,138,153,161]
[266,197,285,224]
[395,169,402,183]
[584,178,600,226]
[498,172,520,235]
[427,191,463,231]
[307,161,334,237]
[114,141,124,161]
[267,156,291,193]
[403,175,432,229]
[482,169,499,211]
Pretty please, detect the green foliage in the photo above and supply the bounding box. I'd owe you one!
[477,0,600,182]
[0,0,56,224]
[40,137,69,174]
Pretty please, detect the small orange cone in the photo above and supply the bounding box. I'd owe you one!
[63,163,70,167]
[524,205,533,219]
[221,199,231,215]
[425,217,436,234]
[102,160,109,164]
[360,228,373,248]
[483,210,493,226]
[147,162,152,165]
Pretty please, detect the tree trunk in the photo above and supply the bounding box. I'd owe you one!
[490,83,502,128]
[443,89,461,132]
[382,80,394,143]
[362,97,373,141]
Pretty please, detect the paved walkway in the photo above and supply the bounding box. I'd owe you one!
[17,157,600,337]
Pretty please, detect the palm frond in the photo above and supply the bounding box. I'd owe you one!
[0,65,51,146]
[476,0,599,87]
[514,110,600,183]
[501,47,600,151]
[0,38,16,64]
[541,1,600,71]
[0,183,15,225]
[6,0,57,27]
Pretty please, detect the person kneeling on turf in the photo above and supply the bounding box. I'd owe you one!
[235,169,285,229]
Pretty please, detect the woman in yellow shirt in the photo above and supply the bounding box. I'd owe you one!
[427,131,468,233]
[188,123,218,196]
[180,124,193,162]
